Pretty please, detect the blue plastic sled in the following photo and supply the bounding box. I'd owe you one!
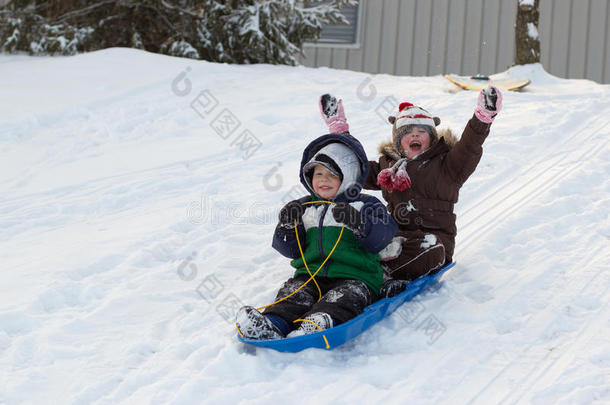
[237,261,455,352]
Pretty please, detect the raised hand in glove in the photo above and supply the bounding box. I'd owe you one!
[278,200,304,231]
[474,85,503,124]
[319,94,349,134]
[332,202,367,237]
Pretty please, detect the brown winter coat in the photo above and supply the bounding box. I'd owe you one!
[364,115,491,263]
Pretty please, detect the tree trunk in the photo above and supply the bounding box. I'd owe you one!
[515,0,540,65]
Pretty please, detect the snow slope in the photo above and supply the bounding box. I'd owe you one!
[0,48,609,405]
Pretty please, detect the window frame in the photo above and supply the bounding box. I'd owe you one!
[304,1,363,49]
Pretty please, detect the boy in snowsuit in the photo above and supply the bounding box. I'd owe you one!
[236,132,397,339]
[320,87,502,296]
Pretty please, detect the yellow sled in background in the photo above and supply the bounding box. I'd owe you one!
[445,74,531,91]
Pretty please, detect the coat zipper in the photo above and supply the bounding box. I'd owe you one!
[318,204,330,277]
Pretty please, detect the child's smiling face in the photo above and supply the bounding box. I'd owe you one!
[312,165,342,200]
[400,126,432,159]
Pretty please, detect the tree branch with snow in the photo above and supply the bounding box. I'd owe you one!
[0,0,358,64]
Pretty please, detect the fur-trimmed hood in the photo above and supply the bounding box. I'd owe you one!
[377,128,458,161]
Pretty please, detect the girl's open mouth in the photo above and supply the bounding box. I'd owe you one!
[409,141,422,151]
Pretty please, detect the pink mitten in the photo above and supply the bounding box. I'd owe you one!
[377,159,411,192]
[393,168,412,191]
[474,85,503,124]
[319,94,349,134]
[377,168,395,192]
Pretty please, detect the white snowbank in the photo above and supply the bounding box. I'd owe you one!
[0,48,609,405]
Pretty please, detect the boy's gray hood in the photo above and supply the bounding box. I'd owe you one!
[300,133,369,202]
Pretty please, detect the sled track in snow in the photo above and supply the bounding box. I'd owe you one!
[465,243,609,405]
[455,116,610,257]
[498,297,610,405]
[453,110,610,404]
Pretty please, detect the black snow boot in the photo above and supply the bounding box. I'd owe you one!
[379,279,410,298]
[235,306,284,340]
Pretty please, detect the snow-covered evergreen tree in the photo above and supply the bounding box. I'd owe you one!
[0,0,356,65]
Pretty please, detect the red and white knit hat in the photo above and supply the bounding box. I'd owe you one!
[395,102,438,128]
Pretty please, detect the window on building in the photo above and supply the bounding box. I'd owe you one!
[310,3,360,45]
[319,4,359,44]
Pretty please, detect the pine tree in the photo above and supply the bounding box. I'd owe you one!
[0,0,357,65]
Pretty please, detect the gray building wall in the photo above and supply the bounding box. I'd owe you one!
[300,0,610,84]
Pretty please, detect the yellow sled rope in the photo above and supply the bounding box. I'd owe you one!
[236,200,343,348]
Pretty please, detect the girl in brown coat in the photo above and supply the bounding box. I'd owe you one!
[319,86,503,296]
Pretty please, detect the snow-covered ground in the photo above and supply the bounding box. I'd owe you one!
[0,48,608,405]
